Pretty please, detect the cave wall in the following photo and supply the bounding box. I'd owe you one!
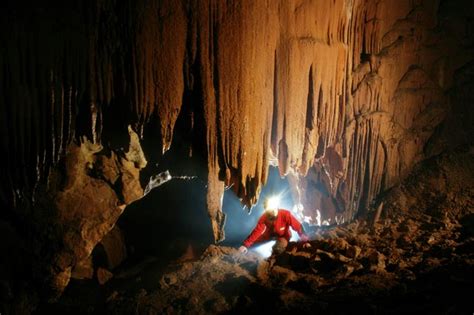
[291,0,474,224]
[1,0,473,306]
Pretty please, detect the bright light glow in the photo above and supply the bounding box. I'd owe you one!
[315,209,322,226]
[266,195,280,210]
[290,229,299,242]
[291,203,303,214]
[252,240,276,258]
[335,215,345,225]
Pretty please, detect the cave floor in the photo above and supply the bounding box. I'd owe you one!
[39,206,474,315]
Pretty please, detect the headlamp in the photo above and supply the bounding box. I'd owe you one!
[265,195,280,210]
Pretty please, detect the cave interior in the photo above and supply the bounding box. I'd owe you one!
[1,0,474,314]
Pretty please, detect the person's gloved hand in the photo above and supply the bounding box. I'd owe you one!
[238,246,248,254]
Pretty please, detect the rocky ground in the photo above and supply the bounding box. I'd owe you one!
[37,148,474,314]
[104,213,473,314]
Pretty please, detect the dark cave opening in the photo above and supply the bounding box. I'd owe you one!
[118,177,213,262]
[119,165,301,261]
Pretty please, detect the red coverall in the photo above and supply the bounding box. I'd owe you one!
[243,209,308,248]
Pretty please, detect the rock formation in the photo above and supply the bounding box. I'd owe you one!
[0,0,473,310]
[103,148,474,314]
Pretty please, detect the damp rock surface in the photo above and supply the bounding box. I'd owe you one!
[2,0,474,235]
[104,210,473,314]
[46,148,471,315]
[1,0,474,311]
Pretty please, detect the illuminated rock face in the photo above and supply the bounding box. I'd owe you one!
[0,0,473,301]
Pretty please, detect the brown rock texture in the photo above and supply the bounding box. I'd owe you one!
[97,267,114,286]
[33,130,145,299]
[101,148,474,314]
[98,226,128,271]
[2,0,473,232]
[1,131,146,308]
[0,0,473,306]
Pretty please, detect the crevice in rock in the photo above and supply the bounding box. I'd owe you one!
[305,65,315,130]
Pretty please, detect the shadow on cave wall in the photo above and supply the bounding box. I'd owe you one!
[116,49,215,263]
[118,178,213,262]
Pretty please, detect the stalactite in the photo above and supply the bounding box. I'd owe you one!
[1,0,472,240]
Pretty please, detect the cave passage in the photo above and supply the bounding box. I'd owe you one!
[221,166,296,246]
[1,0,474,314]
[123,165,301,254]
[118,177,214,262]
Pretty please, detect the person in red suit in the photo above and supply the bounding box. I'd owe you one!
[239,197,310,255]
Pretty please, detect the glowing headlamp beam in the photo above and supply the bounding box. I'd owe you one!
[252,240,276,258]
[266,195,280,210]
